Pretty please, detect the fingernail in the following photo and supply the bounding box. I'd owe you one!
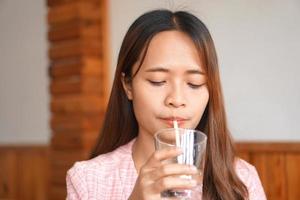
[189,179,197,186]
[176,148,183,153]
[190,166,198,172]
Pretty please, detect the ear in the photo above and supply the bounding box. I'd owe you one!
[121,73,133,100]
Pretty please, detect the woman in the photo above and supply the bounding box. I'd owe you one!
[66,9,266,200]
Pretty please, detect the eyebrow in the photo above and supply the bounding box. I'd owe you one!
[145,67,205,75]
[185,69,205,75]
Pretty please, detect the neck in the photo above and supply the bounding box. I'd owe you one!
[132,131,155,174]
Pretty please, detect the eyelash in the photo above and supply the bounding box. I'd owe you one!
[188,83,204,89]
[148,80,166,86]
[147,80,204,89]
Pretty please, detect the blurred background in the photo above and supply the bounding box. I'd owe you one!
[0,0,299,199]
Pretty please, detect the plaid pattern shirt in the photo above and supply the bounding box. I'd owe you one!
[66,139,266,200]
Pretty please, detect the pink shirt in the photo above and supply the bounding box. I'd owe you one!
[66,139,266,200]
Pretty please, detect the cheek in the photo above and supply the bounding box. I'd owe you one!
[131,85,159,122]
[190,88,209,125]
[131,89,164,135]
[131,80,163,112]
[132,87,156,109]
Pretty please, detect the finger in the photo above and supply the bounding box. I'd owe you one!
[146,147,182,167]
[154,176,198,192]
[193,171,204,185]
[139,148,182,176]
[145,163,198,181]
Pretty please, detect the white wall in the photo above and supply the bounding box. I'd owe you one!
[109,0,300,141]
[0,1,298,144]
[0,0,49,144]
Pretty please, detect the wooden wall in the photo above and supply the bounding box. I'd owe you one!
[0,142,299,200]
[0,146,49,200]
[236,142,300,200]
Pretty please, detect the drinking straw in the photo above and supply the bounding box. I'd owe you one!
[173,120,182,163]
[173,120,180,146]
[187,130,194,165]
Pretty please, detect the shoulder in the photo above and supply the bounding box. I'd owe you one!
[68,139,135,178]
[235,158,267,199]
[66,140,136,199]
[235,158,256,179]
[235,158,260,185]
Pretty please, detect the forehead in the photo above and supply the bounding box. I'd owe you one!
[134,30,203,73]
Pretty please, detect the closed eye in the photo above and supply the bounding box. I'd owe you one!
[147,80,166,86]
[188,83,205,89]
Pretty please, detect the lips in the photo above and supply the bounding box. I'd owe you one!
[159,117,187,127]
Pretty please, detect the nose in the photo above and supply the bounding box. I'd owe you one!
[164,85,186,108]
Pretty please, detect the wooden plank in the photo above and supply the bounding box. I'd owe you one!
[286,154,300,200]
[48,0,80,7]
[0,147,49,200]
[49,162,70,185]
[33,151,49,200]
[48,184,66,200]
[236,152,251,162]
[0,150,17,199]
[49,38,102,60]
[50,95,105,114]
[236,142,300,153]
[0,146,48,151]
[17,152,48,200]
[48,20,101,41]
[49,149,90,185]
[50,163,73,185]
[251,153,287,200]
[49,57,102,78]
[48,0,100,7]
[50,113,103,132]
[51,131,98,149]
[50,149,90,168]
[48,1,101,25]
[50,76,104,95]
[18,153,34,200]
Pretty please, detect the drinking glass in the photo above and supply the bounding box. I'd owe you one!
[154,128,207,199]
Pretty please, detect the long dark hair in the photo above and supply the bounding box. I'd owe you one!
[90,9,248,200]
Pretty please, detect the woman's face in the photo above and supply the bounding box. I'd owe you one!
[123,30,209,138]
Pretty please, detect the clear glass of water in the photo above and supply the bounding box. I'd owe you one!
[154,128,207,199]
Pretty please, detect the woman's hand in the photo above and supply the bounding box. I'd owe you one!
[128,148,199,200]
